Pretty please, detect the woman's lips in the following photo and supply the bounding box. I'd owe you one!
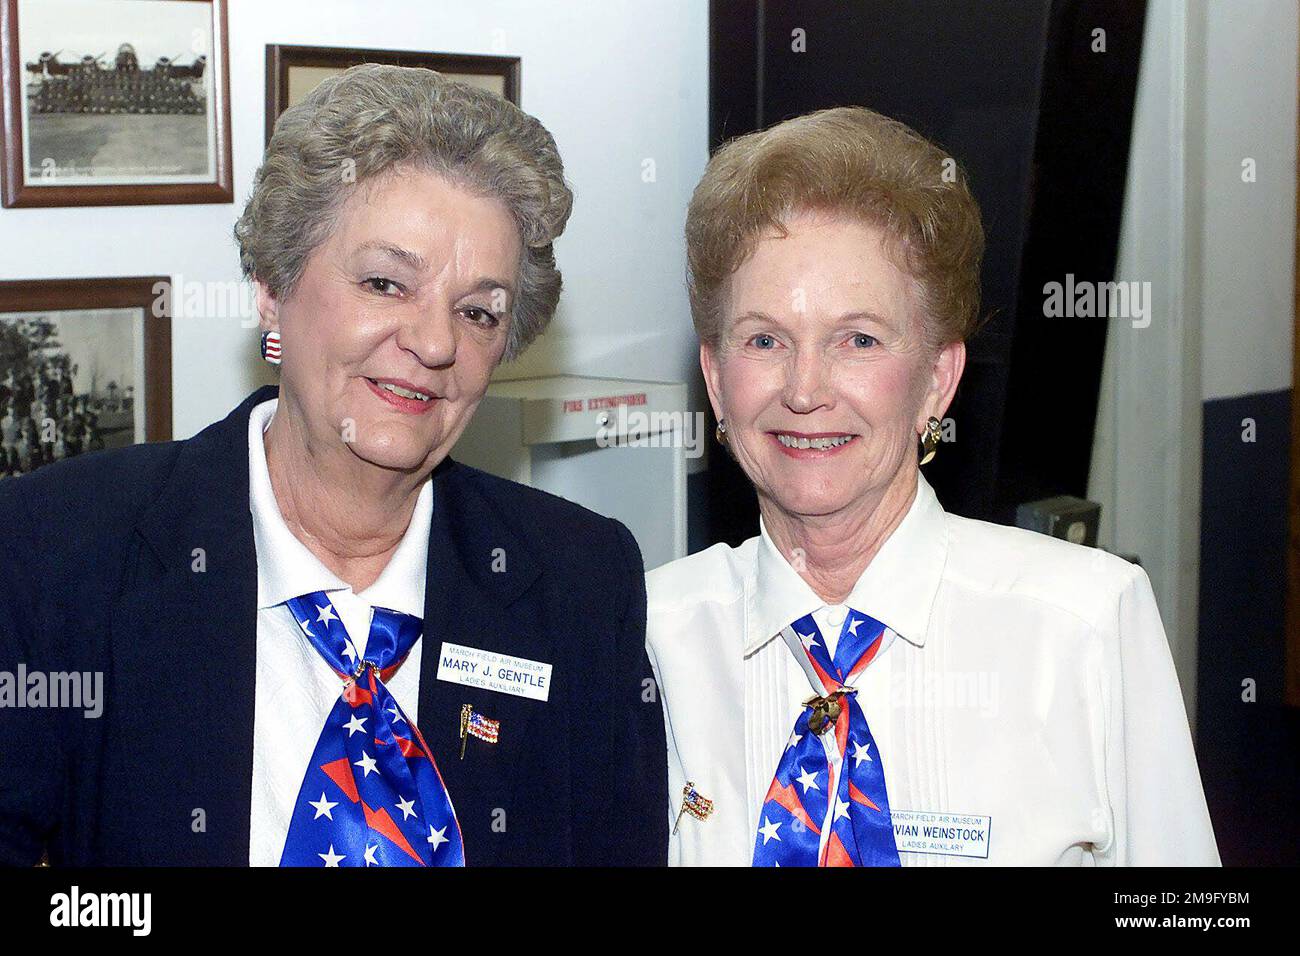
[767,431,860,458]
[364,376,438,415]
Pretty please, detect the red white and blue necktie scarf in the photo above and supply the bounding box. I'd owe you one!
[279,591,465,867]
[753,609,900,867]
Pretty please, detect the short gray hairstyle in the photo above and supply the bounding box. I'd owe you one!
[235,63,573,361]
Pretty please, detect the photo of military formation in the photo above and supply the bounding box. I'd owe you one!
[26,45,207,115]
[0,312,138,478]
[16,0,217,184]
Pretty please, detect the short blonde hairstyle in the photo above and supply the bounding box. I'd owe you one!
[235,63,573,361]
[685,106,984,350]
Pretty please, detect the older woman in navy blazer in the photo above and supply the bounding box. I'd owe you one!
[0,65,665,867]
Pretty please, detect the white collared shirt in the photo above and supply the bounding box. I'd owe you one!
[646,473,1220,866]
[246,398,433,866]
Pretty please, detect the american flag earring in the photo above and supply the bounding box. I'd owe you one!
[260,330,282,366]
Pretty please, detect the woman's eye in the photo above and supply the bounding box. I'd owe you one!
[851,332,877,348]
[363,277,402,296]
[461,307,500,328]
[751,334,777,350]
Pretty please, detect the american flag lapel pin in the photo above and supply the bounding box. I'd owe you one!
[673,781,714,833]
[459,703,500,759]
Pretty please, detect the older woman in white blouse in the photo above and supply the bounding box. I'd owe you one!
[646,106,1218,866]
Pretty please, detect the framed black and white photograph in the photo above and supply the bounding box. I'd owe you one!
[265,43,519,144]
[0,0,232,207]
[0,277,170,478]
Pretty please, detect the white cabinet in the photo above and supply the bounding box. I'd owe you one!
[452,375,688,571]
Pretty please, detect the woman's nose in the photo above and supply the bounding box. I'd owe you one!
[782,351,834,413]
[396,305,457,368]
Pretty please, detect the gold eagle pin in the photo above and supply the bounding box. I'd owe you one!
[805,686,856,735]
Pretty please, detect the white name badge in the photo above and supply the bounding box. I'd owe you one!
[892,810,992,859]
[436,642,553,702]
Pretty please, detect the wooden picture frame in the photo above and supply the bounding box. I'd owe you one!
[0,277,171,483]
[0,0,233,208]
[265,44,521,145]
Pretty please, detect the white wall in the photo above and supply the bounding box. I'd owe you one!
[1200,0,1296,401]
[0,0,709,439]
[1091,0,1203,719]
[1089,0,1298,726]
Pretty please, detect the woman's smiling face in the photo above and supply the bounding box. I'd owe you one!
[702,210,962,520]
[258,165,522,476]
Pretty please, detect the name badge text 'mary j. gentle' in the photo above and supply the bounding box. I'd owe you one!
[436,642,552,702]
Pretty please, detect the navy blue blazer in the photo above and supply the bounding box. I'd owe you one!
[0,386,667,866]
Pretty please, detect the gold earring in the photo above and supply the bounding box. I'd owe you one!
[919,416,942,465]
[715,418,728,446]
